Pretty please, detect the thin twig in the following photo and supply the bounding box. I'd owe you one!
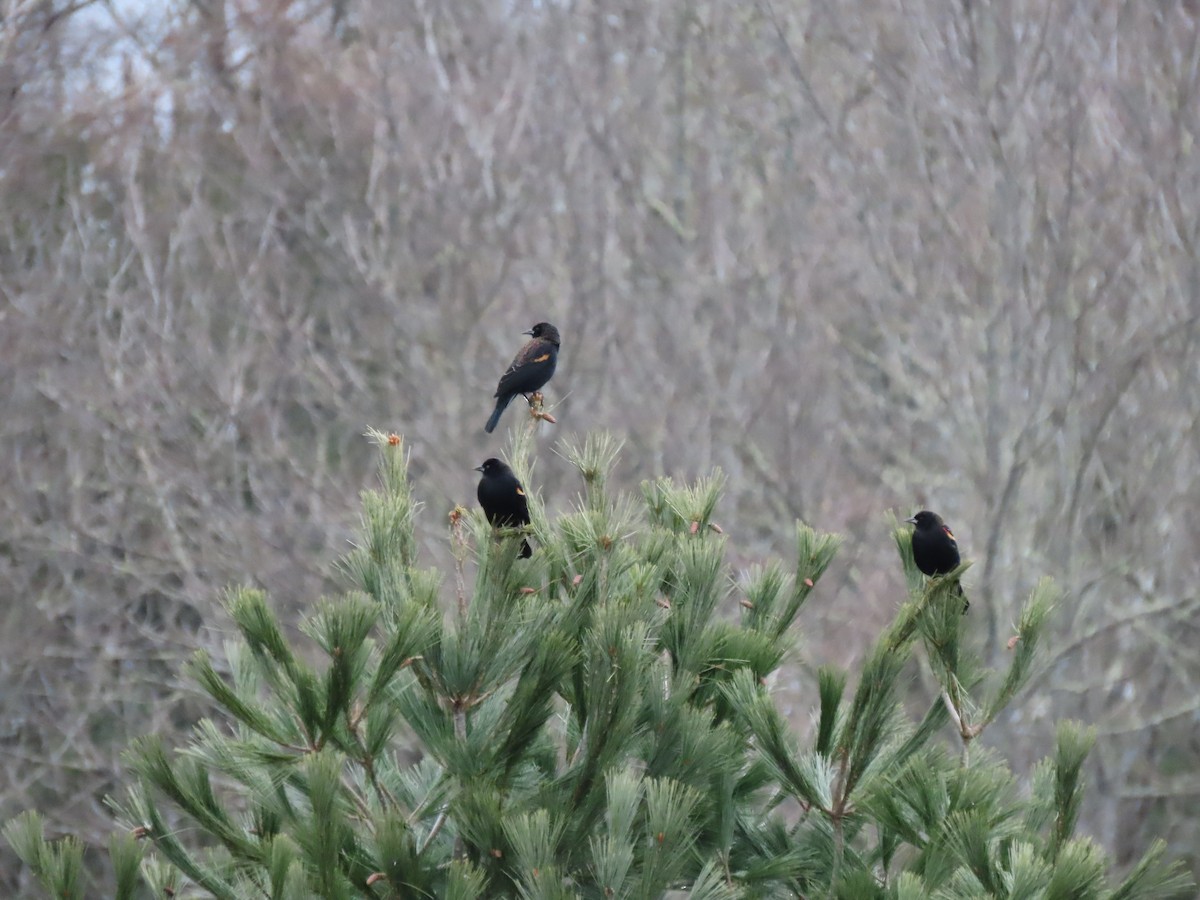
[449,507,469,619]
[940,688,972,765]
[418,805,450,855]
[451,700,468,858]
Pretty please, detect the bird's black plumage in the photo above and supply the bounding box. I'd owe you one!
[906,510,968,612]
[484,322,561,433]
[476,458,532,558]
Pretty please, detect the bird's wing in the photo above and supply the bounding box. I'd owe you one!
[514,483,531,517]
[496,339,553,394]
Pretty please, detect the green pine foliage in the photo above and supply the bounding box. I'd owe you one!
[6,428,1193,899]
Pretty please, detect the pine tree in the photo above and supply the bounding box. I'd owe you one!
[5,427,1193,898]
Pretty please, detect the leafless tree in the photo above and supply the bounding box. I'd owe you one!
[1,0,1198,888]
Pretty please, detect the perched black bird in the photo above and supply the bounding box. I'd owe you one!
[484,322,561,433]
[476,458,533,558]
[906,510,968,612]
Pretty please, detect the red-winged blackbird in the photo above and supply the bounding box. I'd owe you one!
[476,458,533,557]
[484,322,561,433]
[906,510,968,612]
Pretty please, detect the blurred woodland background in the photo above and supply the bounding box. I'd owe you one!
[2,0,1199,891]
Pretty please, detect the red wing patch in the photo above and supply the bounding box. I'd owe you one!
[943,526,956,541]
[516,487,526,496]
[531,353,551,363]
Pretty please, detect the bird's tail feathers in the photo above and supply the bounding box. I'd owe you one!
[955,581,969,614]
[484,394,512,433]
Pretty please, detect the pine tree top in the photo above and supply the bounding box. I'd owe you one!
[5,429,1193,899]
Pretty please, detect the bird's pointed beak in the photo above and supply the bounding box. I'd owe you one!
[904,516,917,525]
[474,465,485,473]
[521,329,534,336]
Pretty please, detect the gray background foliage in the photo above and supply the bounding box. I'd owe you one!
[2,0,1198,890]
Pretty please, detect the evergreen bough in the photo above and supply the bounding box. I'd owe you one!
[5,428,1192,898]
